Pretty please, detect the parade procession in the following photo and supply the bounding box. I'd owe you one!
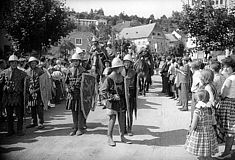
[1,0,235,160]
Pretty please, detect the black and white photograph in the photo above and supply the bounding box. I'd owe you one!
[1,0,235,160]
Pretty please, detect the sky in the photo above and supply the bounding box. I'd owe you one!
[65,0,188,19]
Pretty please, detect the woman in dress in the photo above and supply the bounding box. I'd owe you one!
[217,57,235,159]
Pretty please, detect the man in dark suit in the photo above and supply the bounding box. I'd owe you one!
[160,56,171,95]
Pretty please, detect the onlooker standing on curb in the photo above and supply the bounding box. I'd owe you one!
[190,61,202,120]
[185,89,218,160]
[216,57,235,159]
[176,57,190,111]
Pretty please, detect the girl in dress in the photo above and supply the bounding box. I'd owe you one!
[185,89,218,160]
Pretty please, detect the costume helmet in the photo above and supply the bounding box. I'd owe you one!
[107,41,111,45]
[123,54,133,62]
[28,57,39,63]
[76,47,83,54]
[91,36,98,42]
[71,52,82,61]
[111,57,124,68]
[8,54,19,62]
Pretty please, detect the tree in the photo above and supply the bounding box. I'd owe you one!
[97,8,104,16]
[181,3,235,53]
[0,0,75,56]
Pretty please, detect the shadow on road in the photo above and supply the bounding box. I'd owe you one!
[137,98,160,110]
[0,146,25,154]
[130,129,188,146]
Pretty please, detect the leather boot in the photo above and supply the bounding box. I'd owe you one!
[121,135,132,144]
[69,129,77,136]
[108,136,116,146]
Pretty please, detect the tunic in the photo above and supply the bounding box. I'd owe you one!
[26,67,44,107]
[100,76,126,112]
[1,67,27,107]
[65,66,87,111]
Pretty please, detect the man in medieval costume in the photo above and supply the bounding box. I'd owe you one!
[65,51,88,136]
[0,54,27,136]
[106,40,115,60]
[122,54,138,136]
[26,57,45,129]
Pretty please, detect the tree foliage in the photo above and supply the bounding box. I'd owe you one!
[0,0,75,55]
[181,3,235,51]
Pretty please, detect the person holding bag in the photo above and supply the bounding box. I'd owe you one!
[100,57,132,147]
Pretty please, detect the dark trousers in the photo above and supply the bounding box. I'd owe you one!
[54,80,62,103]
[126,92,135,131]
[162,75,170,95]
[6,105,24,133]
[161,75,166,92]
[31,105,44,125]
[127,105,134,131]
[72,110,85,130]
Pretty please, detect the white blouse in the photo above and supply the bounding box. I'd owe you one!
[221,74,235,98]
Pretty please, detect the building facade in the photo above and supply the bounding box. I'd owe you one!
[68,31,95,55]
[189,0,235,8]
[76,19,108,26]
[119,23,167,55]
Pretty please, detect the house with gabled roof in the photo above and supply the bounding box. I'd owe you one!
[165,33,180,48]
[119,23,167,54]
[68,31,95,54]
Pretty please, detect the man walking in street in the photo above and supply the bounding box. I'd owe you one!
[65,51,88,136]
[122,54,137,136]
[1,54,27,136]
[26,56,45,129]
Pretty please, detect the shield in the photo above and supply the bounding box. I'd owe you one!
[124,77,131,124]
[80,73,97,119]
[24,77,30,116]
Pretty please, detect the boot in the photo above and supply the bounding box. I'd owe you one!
[121,135,132,144]
[108,136,116,146]
[127,129,133,136]
[76,129,83,136]
[6,130,15,137]
[69,129,77,136]
[17,130,25,136]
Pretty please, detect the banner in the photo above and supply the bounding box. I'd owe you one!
[80,73,97,119]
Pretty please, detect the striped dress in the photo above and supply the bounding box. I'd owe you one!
[185,107,218,156]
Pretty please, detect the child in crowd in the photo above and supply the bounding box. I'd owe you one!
[185,89,218,160]
[102,59,111,82]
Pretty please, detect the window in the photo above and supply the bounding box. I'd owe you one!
[220,0,223,4]
[75,38,82,45]
[216,0,219,4]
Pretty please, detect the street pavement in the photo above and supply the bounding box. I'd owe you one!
[0,74,235,160]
